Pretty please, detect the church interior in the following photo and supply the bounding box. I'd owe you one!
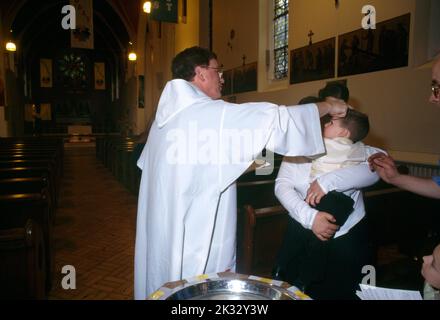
[0,0,439,300]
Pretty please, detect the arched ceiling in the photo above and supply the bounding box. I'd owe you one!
[1,0,140,58]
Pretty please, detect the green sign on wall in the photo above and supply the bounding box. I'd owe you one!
[151,0,178,23]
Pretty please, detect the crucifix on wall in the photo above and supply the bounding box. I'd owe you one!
[308,30,314,45]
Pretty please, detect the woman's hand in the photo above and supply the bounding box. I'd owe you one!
[306,180,326,207]
[312,212,339,241]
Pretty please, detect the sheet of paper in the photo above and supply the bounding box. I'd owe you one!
[358,284,423,300]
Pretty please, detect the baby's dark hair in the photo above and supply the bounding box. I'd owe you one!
[319,83,349,102]
[340,109,370,142]
[298,96,322,105]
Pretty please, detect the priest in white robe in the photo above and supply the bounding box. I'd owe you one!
[134,46,349,299]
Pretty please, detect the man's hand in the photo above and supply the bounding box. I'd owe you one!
[306,180,326,207]
[312,212,339,241]
[326,97,350,118]
[316,97,349,118]
[368,153,399,184]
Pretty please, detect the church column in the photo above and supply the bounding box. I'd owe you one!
[134,11,147,135]
[0,16,9,137]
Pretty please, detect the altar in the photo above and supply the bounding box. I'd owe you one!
[68,125,92,135]
[67,125,93,143]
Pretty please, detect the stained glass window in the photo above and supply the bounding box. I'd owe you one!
[58,53,88,89]
[273,0,289,80]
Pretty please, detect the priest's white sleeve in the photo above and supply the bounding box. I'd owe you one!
[267,104,325,157]
[217,102,325,193]
[275,161,318,230]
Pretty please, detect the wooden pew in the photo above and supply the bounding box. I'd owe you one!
[97,136,139,194]
[0,177,55,223]
[0,138,64,162]
[0,159,59,180]
[238,166,280,183]
[0,220,46,299]
[0,177,50,195]
[0,191,54,292]
[237,205,288,277]
[0,167,58,200]
[236,179,288,278]
[363,181,440,262]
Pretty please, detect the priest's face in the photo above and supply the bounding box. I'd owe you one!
[194,59,224,99]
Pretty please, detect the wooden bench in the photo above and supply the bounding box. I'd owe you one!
[0,159,60,181]
[0,191,54,292]
[237,205,288,277]
[0,177,56,223]
[236,179,288,278]
[96,136,140,194]
[363,182,440,261]
[0,167,59,198]
[0,220,46,299]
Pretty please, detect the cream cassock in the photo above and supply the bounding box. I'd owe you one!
[134,79,325,299]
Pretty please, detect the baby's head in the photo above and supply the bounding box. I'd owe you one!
[422,243,440,289]
[323,109,370,143]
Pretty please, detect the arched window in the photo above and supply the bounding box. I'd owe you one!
[273,0,289,80]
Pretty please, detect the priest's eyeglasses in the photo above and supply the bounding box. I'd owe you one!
[432,82,440,99]
[203,66,224,78]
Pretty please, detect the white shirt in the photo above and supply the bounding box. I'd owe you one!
[275,145,382,238]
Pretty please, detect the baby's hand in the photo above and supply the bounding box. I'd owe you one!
[306,180,326,207]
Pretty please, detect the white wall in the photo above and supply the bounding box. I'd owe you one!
[138,0,202,135]
[175,0,200,54]
[213,0,259,69]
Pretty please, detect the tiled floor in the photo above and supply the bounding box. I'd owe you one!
[48,144,138,300]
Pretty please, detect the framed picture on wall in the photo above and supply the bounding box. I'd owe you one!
[232,62,257,95]
[94,62,106,90]
[290,37,336,84]
[338,13,410,77]
[40,59,53,88]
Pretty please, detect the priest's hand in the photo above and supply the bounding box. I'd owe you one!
[316,97,349,118]
[312,212,339,242]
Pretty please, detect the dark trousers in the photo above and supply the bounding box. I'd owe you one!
[275,217,372,300]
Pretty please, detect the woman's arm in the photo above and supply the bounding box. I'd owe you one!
[316,163,380,194]
[316,145,383,194]
[275,160,318,229]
